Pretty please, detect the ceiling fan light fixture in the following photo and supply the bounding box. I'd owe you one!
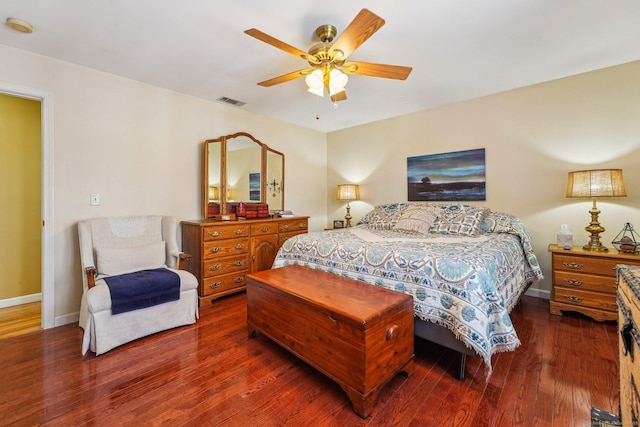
[329,69,348,96]
[305,69,324,97]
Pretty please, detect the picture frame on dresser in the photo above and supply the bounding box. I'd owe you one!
[333,220,344,229]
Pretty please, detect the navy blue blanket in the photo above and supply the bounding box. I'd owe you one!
[104,268,180,314]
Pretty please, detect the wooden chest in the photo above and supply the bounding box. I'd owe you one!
[246,265,414,418]
[618,267,640,425]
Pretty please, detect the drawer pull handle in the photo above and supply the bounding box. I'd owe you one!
[234,230,245,235]
[563,262,583,269]
[298,223,306,229]
[208,231,222,237]
[260,227,270,232]
[564,279,583,287]
[209,282,221,289]
[282,225,290,230]
[235,261,245,266]
[235,244,244,249]
[233,277,244,283]
[209,247,221,253]
[328,315,337,323]
[209,264,221,271]
[564,296,583,303]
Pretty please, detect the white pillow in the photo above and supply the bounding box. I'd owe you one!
[393,205,438,234]
[96,241,166,276]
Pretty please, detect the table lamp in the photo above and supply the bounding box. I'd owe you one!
[566,169,626,252]
[337,184,360,227]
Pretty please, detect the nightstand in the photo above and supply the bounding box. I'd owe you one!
[548,244,640,321]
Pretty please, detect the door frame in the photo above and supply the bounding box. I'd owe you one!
[0,82,55,329]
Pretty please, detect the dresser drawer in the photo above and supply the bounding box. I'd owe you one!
[202,272,247,296]
[552,254,620,277]
[279,219,308,234]
[250,222,278,235]
[553,286,616,312]
[203,254,249,277]
[203,238,249,259]
[202,224,250,241]
[553,270,617,294]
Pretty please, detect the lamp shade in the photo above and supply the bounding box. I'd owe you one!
[566,169,627,198]
[337,184,360,201]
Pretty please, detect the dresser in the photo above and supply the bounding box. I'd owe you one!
[548,244,640,322]
[182,216,309,307]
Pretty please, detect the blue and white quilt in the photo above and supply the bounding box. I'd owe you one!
[272,205,543,375]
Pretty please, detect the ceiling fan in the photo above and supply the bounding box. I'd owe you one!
[245,8,412,102]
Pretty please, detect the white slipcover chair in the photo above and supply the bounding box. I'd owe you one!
[78,215,198,355]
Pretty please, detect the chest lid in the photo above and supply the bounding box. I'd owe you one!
[247,264,413,330]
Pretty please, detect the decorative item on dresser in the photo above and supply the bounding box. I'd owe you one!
[617,266,640,426]
[548,244,640,321]
[181,216,309,307]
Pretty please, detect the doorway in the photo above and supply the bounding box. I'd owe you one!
[0,83,54,329]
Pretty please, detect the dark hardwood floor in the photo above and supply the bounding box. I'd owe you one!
[0,294,619,426]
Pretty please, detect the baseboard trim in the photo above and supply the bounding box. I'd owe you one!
[0,293,42,309]
[55,312,79,327]
[526,287,550,300]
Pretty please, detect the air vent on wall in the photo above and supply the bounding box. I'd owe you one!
[216,96,246,107]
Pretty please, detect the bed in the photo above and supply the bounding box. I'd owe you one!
[272,202,544,379]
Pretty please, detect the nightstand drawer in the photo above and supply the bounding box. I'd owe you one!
[553,254,620,276]
[553,270,617,294]
[554,287,617,312]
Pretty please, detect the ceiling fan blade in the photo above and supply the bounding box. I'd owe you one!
[329,9,385,61]
[257,69,310,87]
[245,28,312,61]
[330,91,347,102]
[342,61,412,80]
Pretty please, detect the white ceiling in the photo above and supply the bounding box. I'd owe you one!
[2,1,640,133]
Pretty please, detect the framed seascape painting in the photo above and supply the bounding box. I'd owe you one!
[407,148,486,201]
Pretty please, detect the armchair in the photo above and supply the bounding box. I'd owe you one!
[78,215,198,355]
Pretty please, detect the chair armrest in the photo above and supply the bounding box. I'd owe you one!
[178,252,191,270]
[85,266,97,289]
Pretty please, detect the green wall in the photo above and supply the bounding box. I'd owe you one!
[0,93,41,300]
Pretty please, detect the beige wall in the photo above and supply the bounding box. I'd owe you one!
[0,93,41,299]
[2,40,639,321]
[327,60,640,296]
[0,45,327,323]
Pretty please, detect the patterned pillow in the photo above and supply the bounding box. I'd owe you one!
[428,203,490,236]
[393,205,438,234]
[357,203,409,230]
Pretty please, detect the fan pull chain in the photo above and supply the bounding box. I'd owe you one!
[315,94,320,120]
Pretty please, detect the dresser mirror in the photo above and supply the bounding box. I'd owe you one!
[204,132,284,218]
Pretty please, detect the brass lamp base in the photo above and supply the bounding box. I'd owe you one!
[344,202,353,227]
[583,199,608,252]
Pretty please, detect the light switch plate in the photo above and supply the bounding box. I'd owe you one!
[90,193,101,206]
